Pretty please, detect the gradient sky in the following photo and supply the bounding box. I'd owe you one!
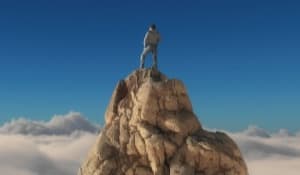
[0,0,299,132]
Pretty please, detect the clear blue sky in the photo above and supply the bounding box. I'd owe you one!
[1,0,299,132]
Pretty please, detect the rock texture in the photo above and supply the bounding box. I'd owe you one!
[79,69,248,175]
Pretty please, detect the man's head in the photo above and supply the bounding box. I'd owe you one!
[150,24,156,30]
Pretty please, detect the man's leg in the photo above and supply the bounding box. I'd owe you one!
[140,46,151,68]
[152,46,158,70]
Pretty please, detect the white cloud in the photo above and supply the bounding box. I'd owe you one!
[0,112,98,175]
[229,127,300,159]
[0,113,300,175]
[228,127,300,175]
[246,156,300,175]
[239,125,271,138]
[0,132,97,175]
[0,111,100,135]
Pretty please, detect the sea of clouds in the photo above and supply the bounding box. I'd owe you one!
[0,112,299,175]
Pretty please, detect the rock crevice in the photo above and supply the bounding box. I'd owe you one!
[79,69,248,175]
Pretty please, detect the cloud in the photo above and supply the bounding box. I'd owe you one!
[239,125,271,138]
[228,127,300,175]
[229,127,300,159]
[0,113,300,175]
[0,112,99,175]
[0,112,100,135]
[0,132,97,175]
[246,156,300,175]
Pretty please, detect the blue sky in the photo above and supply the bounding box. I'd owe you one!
[0,0,299,132]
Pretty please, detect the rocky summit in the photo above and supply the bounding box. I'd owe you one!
[79,69,248,175]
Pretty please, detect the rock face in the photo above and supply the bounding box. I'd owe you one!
[79,69,248,175]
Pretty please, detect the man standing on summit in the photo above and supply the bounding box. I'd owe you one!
[140,24,161,69]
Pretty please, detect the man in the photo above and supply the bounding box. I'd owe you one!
[140,24,161,69]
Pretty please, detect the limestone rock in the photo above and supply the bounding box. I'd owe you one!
[79,69,248,175]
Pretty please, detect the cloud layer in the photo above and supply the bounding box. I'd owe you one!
[0,132,97,175]
[0,113,299,175]
[0,112,99,135]
[228,126,300,175]
[0,112,98,175]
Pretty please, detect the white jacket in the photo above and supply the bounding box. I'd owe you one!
[144,29,160,47]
